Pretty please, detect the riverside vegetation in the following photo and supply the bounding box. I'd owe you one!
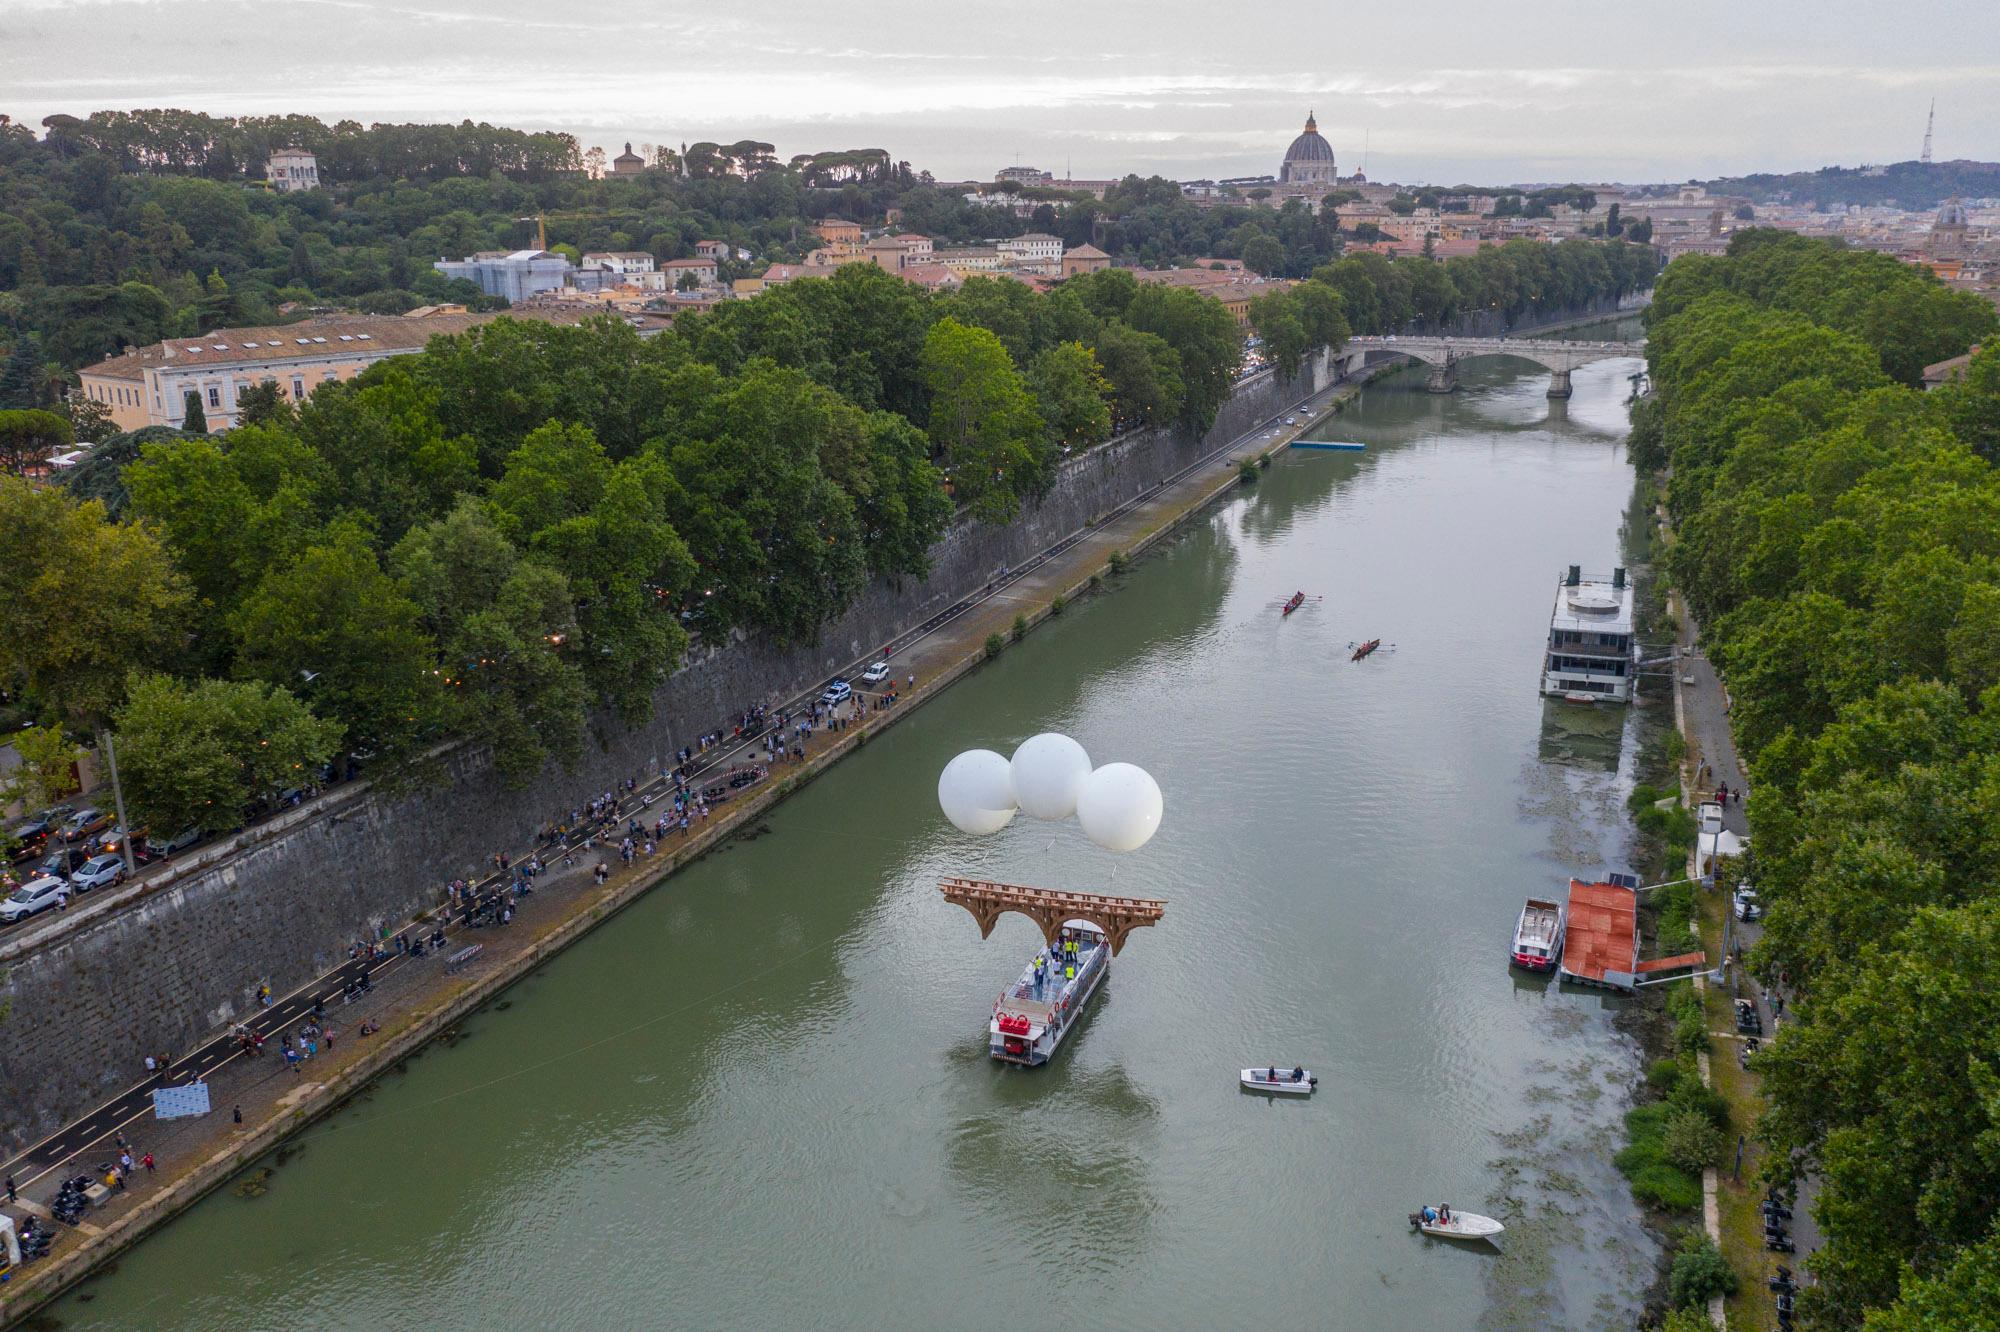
[1632,229,2000,1329]
[0,262,1255,837]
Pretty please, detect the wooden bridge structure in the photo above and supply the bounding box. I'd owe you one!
[938,877,1166,955]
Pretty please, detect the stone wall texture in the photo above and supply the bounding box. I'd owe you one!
[0,353,1335,1147]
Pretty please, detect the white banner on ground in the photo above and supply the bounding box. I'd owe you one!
[152,1081,212,1120]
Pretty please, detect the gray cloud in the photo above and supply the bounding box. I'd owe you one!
[3,0,1993,184]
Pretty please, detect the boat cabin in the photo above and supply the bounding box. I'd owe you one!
[991,921,1109,1066]
[1512,897,1565,971]
[1542,565,1637,703]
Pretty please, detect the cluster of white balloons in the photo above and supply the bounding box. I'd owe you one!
[938,733,1163,852]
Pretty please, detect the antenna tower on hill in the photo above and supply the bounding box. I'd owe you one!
[1921,100,1934,165]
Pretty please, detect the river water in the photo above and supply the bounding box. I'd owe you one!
[51,325,1659,1331]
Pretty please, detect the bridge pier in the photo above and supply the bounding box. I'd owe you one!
[1425,353,1457,394]
[1546,368,1573,399]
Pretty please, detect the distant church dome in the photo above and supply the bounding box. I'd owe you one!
[1280,112,1337,186]
[1935,196,1968,229]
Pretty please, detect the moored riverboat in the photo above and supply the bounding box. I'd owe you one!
[1511,897,1565,972]
[989,921,1109,1066]
[1541,565,1636,703]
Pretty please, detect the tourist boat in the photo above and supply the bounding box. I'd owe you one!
[1511,897,1565,972]
[1542,565,1637,704]
[988,921,1109,1066]
[1409,1209,1506,1243]
[1351,638,1381,661]
[1281,591,1306,617]
[1240,1067,1317,1095]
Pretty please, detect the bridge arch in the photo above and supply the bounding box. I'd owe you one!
[1334,335,1645,398]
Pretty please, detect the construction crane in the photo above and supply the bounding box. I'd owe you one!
[1922,100,1934,166]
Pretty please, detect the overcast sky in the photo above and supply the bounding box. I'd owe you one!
[3,0,1994,185]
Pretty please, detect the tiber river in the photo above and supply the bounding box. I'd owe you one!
[54,322,1661,1331]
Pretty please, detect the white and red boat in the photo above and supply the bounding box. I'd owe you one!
[988,921,1109,1066]
[1511,897,1565,972]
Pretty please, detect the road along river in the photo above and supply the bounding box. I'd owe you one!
[49,330,1660,1331]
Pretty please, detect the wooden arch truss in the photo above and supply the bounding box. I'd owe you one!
[938,877,1166,956]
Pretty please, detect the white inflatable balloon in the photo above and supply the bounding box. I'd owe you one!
[1077,763,1164,852]
[1010,733,1093,821]
[938,749,1018,836]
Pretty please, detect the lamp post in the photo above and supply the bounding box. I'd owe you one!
[100,729,136,874]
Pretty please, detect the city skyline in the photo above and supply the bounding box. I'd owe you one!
[3,0,1995,185]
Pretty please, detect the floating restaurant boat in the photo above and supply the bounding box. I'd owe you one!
[1542,565,1637,704]
[1511,897,1565,972]
[989,920,1109,1066]
[1289,439,1367,452]
[1281,591,1307,617]
[1240,1067,1317,1095]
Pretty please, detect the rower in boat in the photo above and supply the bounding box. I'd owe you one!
[1351,638,1381,661]
[1281,591,1307,617]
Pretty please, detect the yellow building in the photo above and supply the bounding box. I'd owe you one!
[1061,243,1112,277]
[77,312,502,432]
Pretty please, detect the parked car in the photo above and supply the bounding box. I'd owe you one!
[155,825,206,856]
[819,680,853,706]
[1733,886,1762,922]
[68,854,127,892]
[1,875,67,923]
[95,825,152,862]
[31,847,89,880]
[860,661,890,685]
[59,808,112,841]
[6,806,73,861]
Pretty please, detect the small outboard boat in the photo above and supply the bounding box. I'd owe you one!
[1409,1207,1505,1243]
[1241,1066,1316,1095]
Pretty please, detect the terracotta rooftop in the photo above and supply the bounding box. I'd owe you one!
[78,310,597,378]
[1560,878,1635,988]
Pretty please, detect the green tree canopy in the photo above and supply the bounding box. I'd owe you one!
[113,673,341,835]
[921,318,1047,524]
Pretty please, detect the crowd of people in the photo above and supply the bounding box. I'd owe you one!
[11,661,930,1251]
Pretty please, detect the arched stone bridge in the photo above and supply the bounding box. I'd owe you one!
[1335,335,1646,397]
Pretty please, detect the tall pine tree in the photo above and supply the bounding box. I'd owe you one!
[181,389,207,434]
[0,335,43,409]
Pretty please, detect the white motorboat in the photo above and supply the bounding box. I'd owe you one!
[1409,1209,1505,1243]
[1240,1067,1316,1095]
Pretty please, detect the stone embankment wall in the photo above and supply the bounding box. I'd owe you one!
[0,353,1333,1146]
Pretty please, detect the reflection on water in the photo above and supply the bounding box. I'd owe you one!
[1538,700,1628,774]
[56,335,1660,1332]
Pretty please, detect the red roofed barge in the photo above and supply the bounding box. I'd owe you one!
[1558,876,1705,992]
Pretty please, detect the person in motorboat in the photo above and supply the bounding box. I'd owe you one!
[1438,1203,1453,1225]
[1266,1066,1278,1084]
[1291,1066,1305,1083]
[1421,1205,1438,1226]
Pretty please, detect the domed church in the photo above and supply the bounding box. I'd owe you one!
[1280,112,1337,186]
